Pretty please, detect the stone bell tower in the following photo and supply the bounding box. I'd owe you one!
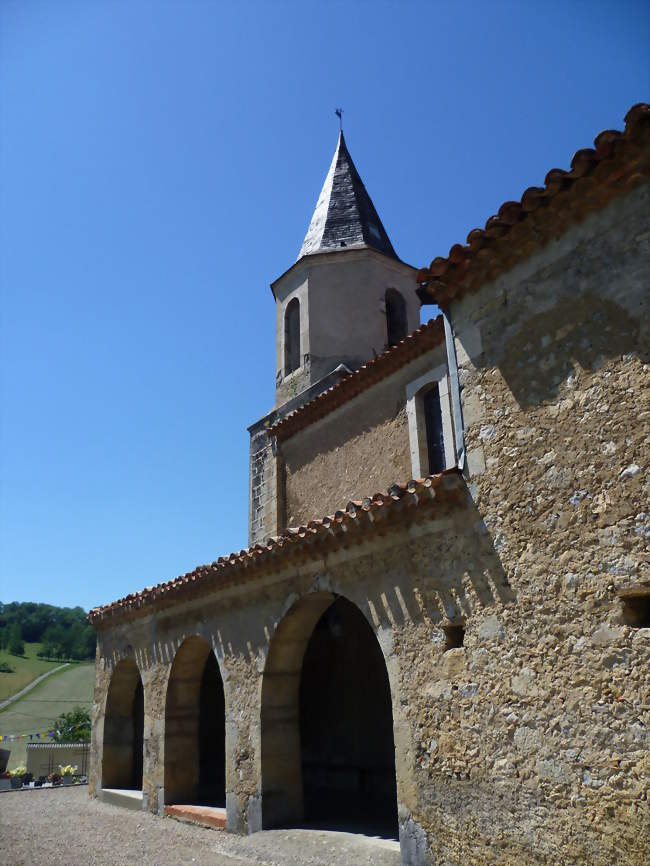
[272,131,419,407]
[248,131,419,545]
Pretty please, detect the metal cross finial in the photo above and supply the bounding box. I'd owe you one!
[335,108,343,131]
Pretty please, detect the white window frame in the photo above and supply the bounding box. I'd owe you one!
[406,365,456,478]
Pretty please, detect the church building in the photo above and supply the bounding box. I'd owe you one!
[89,104,649,866]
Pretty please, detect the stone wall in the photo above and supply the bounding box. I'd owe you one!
[26,742,90,779]
[428,182,649,865]
[248,420,281,546]
[281,343,448,526]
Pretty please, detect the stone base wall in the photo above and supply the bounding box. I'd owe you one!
[434,183,650,865]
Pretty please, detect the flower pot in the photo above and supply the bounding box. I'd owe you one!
[10,778,22,789]
[62,776,73,785]
[0,779,12,791]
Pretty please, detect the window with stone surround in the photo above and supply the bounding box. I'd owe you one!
[406,365,456,478]
[284,297,301,375]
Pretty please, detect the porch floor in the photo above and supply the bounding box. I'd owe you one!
[98,787,143,811]
[164,803,227,830]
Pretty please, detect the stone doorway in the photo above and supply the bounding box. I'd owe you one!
[164,636,226,807]
[261,593,398,838]
[102,658,144,791]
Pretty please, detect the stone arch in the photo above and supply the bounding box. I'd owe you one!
[102,658,144,790]
[260,591,398,837]
[164,635,226,806]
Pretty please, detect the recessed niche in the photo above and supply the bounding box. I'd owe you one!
[443,624,465,651]
[620,591,650,628]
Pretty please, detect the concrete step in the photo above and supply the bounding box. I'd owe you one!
[164,804,227,830]
[99,788,144,811]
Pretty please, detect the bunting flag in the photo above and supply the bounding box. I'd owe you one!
[0,724,82,743]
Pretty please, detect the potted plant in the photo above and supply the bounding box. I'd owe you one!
[9,765,27,789]
[48,771,62,786]
[59,764,77,785]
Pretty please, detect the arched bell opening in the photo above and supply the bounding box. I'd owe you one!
[261,593,398,838]
[164,636,226,806]
[385,288,408,347]
[102,658,144,791]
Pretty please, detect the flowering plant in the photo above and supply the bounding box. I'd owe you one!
[9,765,27,778]
[48,771,61,784]
[59,764,77,777]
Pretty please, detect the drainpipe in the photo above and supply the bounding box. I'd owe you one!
[442,307,466,471]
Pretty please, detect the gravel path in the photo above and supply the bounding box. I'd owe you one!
[0,787,402,866]
[0,663,69,709]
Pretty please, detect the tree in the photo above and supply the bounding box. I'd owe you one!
[8,623,24,656]
[50,706,91,742]
[0,601,95,660]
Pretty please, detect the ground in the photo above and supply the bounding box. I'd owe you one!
[0,662,94,768]
[0,786,402,866]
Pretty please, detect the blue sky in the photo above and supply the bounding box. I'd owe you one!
[1,1,647,610]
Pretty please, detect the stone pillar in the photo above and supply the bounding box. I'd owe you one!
[141,660,168,814]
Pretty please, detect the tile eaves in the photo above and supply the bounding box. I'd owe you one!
[267,317,446,441]
[417,103,650,306]
[88,469,466,627]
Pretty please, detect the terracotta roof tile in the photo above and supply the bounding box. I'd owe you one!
[417,103,650,306]
[268,317,445,441]
[89,468,466,626]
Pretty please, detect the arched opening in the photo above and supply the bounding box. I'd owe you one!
[164,636,226,806]
[102,658,144,790]
[284,297,301,375]
[261,593,398,838]
[385,288,407,347]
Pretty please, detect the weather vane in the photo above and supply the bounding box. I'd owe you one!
[335,107,343,131]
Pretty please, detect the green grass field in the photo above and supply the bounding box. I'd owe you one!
[0,642,63,700]
[0,662,95,769]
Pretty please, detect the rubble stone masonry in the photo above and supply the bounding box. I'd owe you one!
[90,185,649,866]
[426,182,649,865]
[281,341,447,526]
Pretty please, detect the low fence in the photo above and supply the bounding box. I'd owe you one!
[26,742,90,778]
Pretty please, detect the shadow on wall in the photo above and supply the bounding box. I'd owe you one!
[481,294,645,409]
[362,495,515,631]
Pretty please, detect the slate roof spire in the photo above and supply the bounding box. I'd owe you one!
[298,132,398,261]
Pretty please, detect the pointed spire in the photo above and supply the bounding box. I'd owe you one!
[298,132,398,261]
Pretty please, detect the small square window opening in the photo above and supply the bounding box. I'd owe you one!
[621,592,650,628]
[443,624,465,651]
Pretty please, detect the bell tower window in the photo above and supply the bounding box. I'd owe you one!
[284,298,301,376]
[385,289,407,347]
